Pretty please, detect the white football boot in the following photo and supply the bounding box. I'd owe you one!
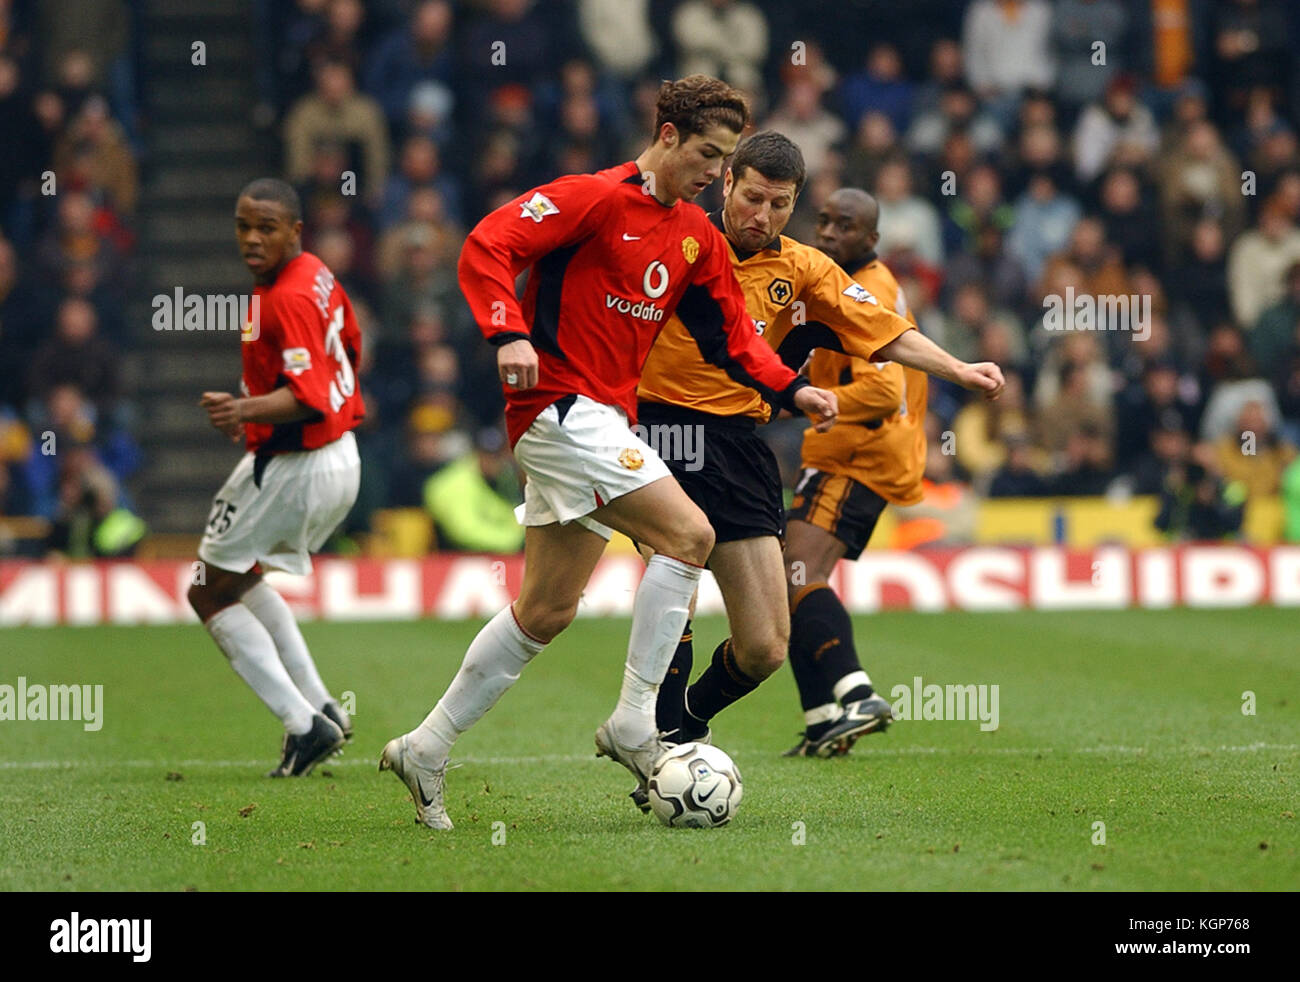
[379,734,453,830]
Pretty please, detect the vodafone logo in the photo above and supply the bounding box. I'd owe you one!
[642,261,669,299]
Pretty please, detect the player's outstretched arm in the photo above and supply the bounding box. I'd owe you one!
[875,329,1005,400]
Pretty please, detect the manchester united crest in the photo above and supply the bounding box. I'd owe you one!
[618,448,645,470]
[681,236,700,264]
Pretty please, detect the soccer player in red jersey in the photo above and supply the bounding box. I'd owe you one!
[380,76,839,829]
[187,178,364,778]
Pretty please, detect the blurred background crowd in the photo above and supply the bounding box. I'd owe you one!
[2,0,1299,557]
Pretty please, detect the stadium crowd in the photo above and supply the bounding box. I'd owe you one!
[3,0,1300,554]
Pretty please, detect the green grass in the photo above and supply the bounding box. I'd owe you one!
[1,609,1296,891]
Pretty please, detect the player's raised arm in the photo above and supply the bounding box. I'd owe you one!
[875,327,1005,400]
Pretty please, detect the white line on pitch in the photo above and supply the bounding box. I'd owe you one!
[0,743,1294,770]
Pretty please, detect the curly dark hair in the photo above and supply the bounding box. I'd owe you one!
[653,74,750,141]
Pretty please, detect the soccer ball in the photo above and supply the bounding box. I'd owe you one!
[647,742,743,828]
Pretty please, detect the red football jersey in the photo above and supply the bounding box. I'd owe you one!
[240,251,364,453]
[458,160,808,446]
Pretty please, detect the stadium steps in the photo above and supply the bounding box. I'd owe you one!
[131,0,270,535]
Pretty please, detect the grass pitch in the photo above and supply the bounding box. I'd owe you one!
[1,609,1296,891]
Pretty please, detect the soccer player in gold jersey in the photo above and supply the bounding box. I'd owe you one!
[783,188,927,757]
[632,133,1001,806]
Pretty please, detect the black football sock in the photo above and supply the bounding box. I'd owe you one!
[654,620,693,738]
[681,639,758,739]
[790,585,872,731]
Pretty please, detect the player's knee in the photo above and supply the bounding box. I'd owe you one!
[670,518,714,566]
[734,635,787,681]
[514,598,576,644]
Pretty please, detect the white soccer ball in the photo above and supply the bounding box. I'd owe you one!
[647,742,743,828]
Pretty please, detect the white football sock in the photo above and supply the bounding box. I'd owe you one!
[408,606,545,768]
[242,580,333,709]
[611,554,702,744]
[804,703,840,728]
[834,671,873,703]
[206,604,316,734]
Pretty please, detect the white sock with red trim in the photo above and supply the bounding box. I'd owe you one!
[206,604,316,734]
[408,605,545,768]
[611,554,702,745]
[242,581,333,710]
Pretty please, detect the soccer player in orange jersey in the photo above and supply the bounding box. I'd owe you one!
[783,188,925,757]
[634,137,1002,806]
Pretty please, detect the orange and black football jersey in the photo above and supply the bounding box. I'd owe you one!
[637,212,912,420]
[799,255,927,505]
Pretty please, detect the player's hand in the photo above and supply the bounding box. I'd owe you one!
[794,385,838,433]
[201,391,244,440]
[498,339,538,390]
[956,361,1005,401]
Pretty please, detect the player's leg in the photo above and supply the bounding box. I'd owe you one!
[634,540,699,741]
[678,534,788,740]
[783,471,894,757]
[590,476,713,776]
[190,452,345,775]
[245,434,362,738]
[390,519,607,818]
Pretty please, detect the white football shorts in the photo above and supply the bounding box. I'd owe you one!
[198,430,360,576]
[513,394,671,540]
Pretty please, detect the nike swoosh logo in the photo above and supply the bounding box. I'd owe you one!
[414,775,434,807]
[697,784,718,802]
[622,233,640,240]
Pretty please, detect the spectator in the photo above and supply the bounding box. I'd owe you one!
[423,426,524,553]
[284,56,391,202]
[912,38,965,118]
[1049,422,1114,495]
[35,189,126,288]
[1007,164,1081,285]
[0,54,48,237]
[671,0,769,107]
[1155,457,1245,541]
[1212,399,1297,498]
[44,439,144,558]
[907,81,1002,160]
[1157,118,1246,268]
[873,157,944,266]
[1096,167,1162,272]
[1052,0,1128,111]
[456,0,574,117]
[28,297,119,415]
[952,369,1034,484]
[364,0,454,130]
[0,237,52,410]
[1226,197,1300,329]
[1168,217,1232,329]
[1208,0,1291,127]
[988,432,1051,496]
[762,78,846,178]
[841,111,898,196]
[1071,74,1159,185]
[577,0,657,83]
[52,93,138,217]
[1250,259,1300,370]
[945,222,1028,315]
[838,42,914,133]
[962,0,1055,123]
[377,134,463,230]
[1115,358,1202,474]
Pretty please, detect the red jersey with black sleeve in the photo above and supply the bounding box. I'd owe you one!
[240,251,364,454]
[458,160,808,446]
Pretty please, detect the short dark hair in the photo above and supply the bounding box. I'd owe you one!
[654,74,749,141]
[729,131,806,195]
[237,178,301,223]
